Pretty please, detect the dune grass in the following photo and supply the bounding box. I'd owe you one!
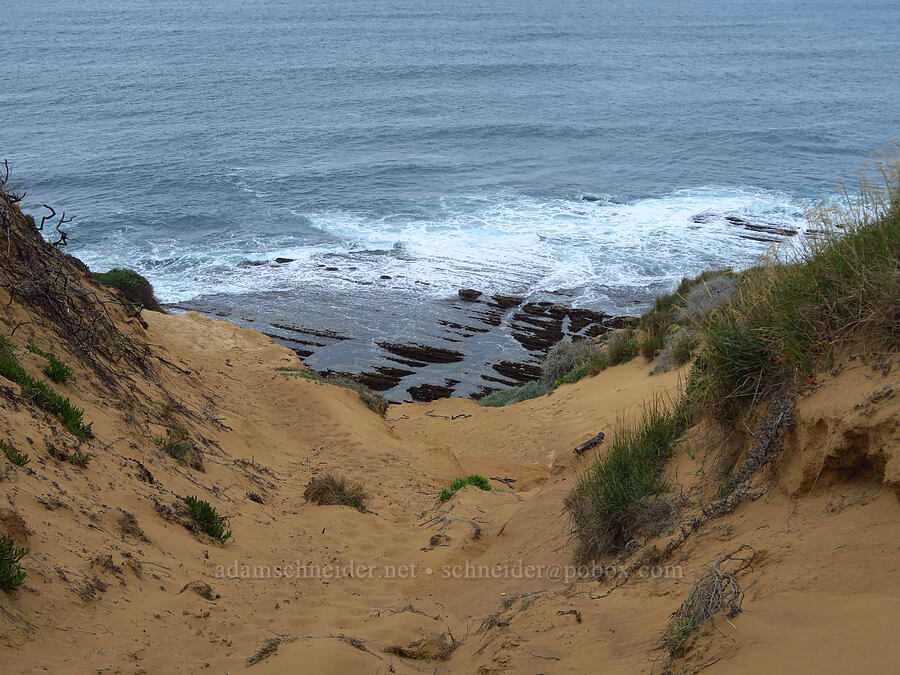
[303,473,370,512]
[439,474,491,501]
[567,153,900,562]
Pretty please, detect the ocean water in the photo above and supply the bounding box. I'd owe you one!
[3,0,899,398]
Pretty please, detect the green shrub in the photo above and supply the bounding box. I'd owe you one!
[0,535,27,590]
[68,450,91,467]
[555,350,609,387]
[439,474,491,501]
[564,398,692,561]
[640,270,735,343]
[671,332,698,366]
[542,339,602,387]
[154,425,203,470]
[478,380,548,406]
[303,473,370,512]
[0,440,28,466]
[639,333,663,359]
[185,496,231,541]
[0,338,91,439]
[607,330,640,365]
[276,367,387,416]
[26,344,71,383]
[93,268,161,311]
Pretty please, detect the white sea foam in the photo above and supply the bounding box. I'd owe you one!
[74,186,813,313]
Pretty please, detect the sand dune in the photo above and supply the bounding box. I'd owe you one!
[1,196,898,674]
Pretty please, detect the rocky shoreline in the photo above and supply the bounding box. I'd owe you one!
[168,288,640,403]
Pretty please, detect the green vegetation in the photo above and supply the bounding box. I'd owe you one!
[303,473,370,512]
[566,156,900,564]
[92,268,161,311]
[275,366,387,416]
[24,213,35,228]
[0,439,29,466]
[439,474,491,502]
[0,338,91,439]
[26,344,72,383]
[663,617,695,658]
[185,496,232,541]
[640,270,736,345]
[606,329,640,365]
[68,449,91,467]
[0,535,28,590]
[478,380,548,407]
[154,425,203,470]
[564,398,691,562]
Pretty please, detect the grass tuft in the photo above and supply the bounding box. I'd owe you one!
[154,426,203,470]
[564,398,692,562]
[0,439,29,466]
[0,535,28,590]
[478,380,548,406]
[606,330,640,366]
[68,449,91,467]
[185,496,231,541]
[304,473,370,512]
[439,474,491,501]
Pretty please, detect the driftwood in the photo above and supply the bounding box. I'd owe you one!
[574,431,605,455]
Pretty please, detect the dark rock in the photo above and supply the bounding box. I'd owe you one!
[377,342,465,364]
[408,380,460,402]
[274,257,295,264]
[492,360,542,384]
[458,288,483,302]
[480,374,521,387]
[380,275,392,280]
[270,323,351,341]
[354,366,414,391]
[324,266,339,271]
[581,194,602,202]
[492,294,525,309]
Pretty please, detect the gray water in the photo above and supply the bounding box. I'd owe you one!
[3,0,898,398]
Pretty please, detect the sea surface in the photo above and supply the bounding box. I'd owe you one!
[3,0,899,399]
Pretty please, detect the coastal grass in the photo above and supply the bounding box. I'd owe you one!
[478,380,548,407]
[691,177,900,412]
[68,449,91,467]
[303,473,370,512]
[564,397,692,562]
[276,366,387,416]
[185,496,231,541]
[154,425,203,470]
[566,155,900,564]
[0,439,29,466]
[0,338,91,439]
[92,268,161,311]
[25,344,71,383]
[0,535,28,590]
[606,329,640,366]
[439,474,491,502]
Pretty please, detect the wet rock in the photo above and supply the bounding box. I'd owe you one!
[355,366,414,391]
[458,288,482,302]
[491,294,525,309]
[377,342,465,364]
[324,266,339,271]
[380,275,392,280]
[274,257,295,264]
[407,380,460,402]
[492,360,542,384]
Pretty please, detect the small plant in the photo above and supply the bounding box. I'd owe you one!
[0,535,28,590]
[0,338,91,439]
[154,426,203,470]
[639,333,663,359]
[671,332,697,366]
[185,496,232,541]
[68,450,91,467]
[439,474,491,502]
[303,473,370,512]
[478,380,548,407]
[26,344,72,383]
[0,440,29,466]
[606,330,640,365]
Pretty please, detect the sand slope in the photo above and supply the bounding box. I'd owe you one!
[1,197,898,674]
